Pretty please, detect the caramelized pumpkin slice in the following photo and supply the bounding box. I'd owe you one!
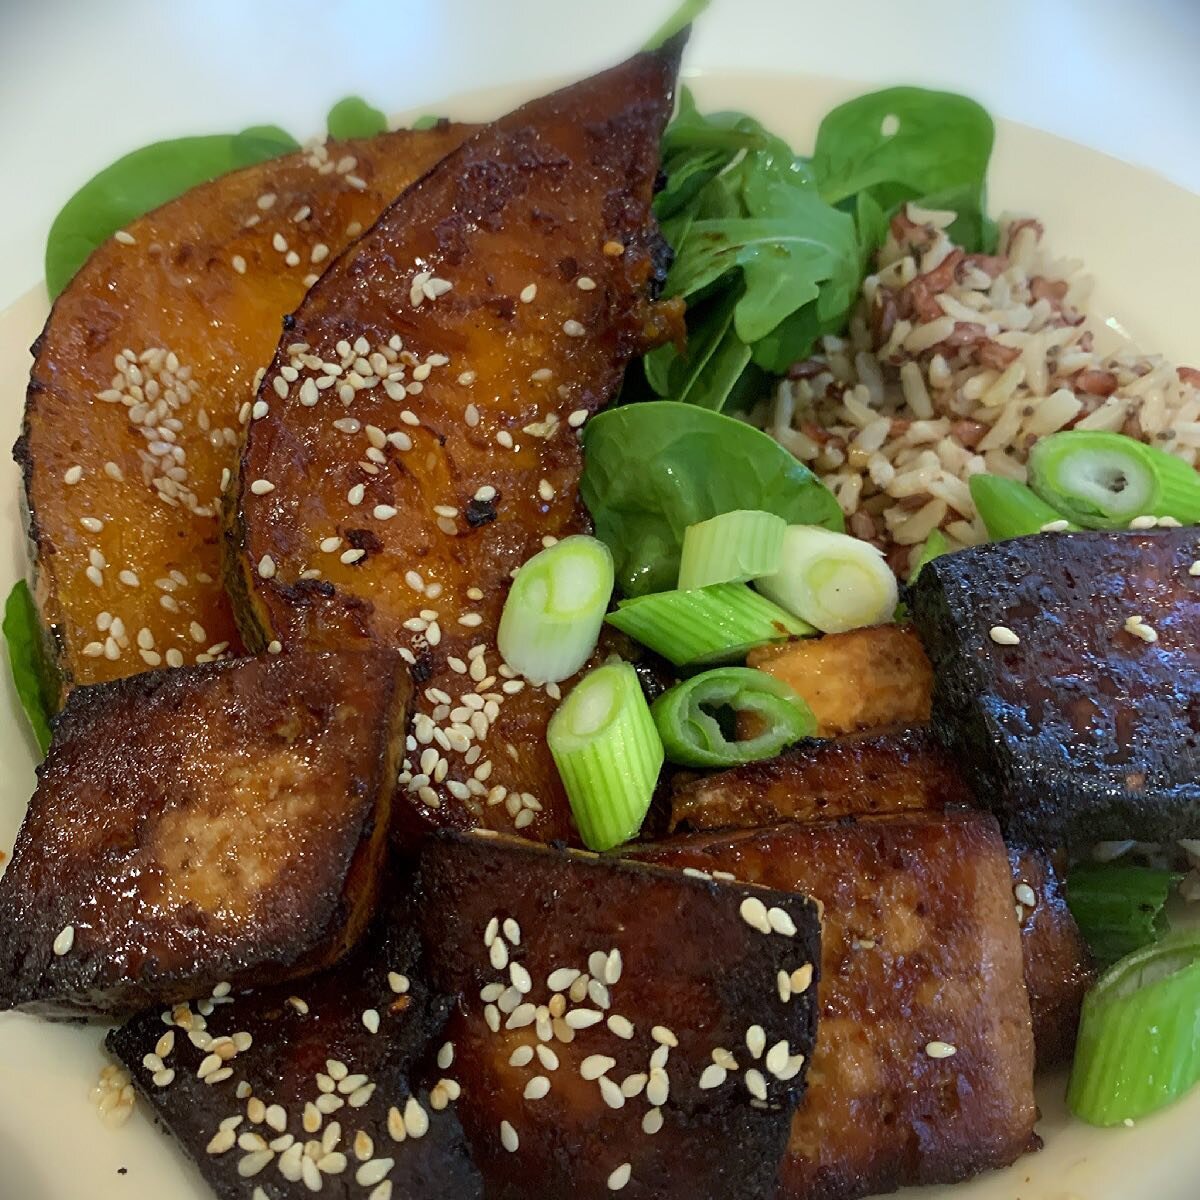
[0,649,409,1018]
[18,122,470,705]
[227,42,686,847]
[416,832,821,1200]
[632,813,1038,1200]
[107,879,483,1200]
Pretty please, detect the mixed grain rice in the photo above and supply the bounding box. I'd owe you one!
[751,203,1200,575]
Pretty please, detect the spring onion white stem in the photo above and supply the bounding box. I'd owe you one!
[497,535,613,684]
[548,661,663,851]
[754,525,898,633]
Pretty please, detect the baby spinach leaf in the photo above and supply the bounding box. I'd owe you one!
[410,115,445,130]
[3,581,54,756]
[327,96,388,140]
[44,124,299,298]
[581,402,843,596]
[811,86,993,248]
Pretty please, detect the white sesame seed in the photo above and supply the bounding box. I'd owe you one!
[257,555,276,579]
[746,1025,766,1059]
[576,276,597,291]
[80,515,104,533]
[1129,514,1158,530]
[1124,614,1159,643]
[739,896,772,934]
[607,1014,634,1040]
[745,1068,768,1101]
[562,319,586,338]
[925,1040,957,1059]
[580,1055,615,1081]
[250,478,275,495]
[519,284,537,303]
[500,1121,519,1152]
[114,229,136,245]
[252,399,269,420]
[1014,883,1037,908]
[791,963,814,993]
[1040,519,1070,532]
[642,1107,663,1135]
[373,504,398,520]
[699,1064,727,1090]
[524,1075,551,1101]
[52,925,75,956]
[768,907,798,937]
[363,1008,381,1034]
[651,1026,678,1048]
[607,1163,632,1192]
[989,625,1020,646]
[64,465,83,485]
[646,1069,669,1108]
[1189,560,1200,577]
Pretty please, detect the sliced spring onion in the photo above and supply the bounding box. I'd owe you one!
[497,535,613,684]
[651,666,815,767]
[1067,931,1200,1126]
[677,509,786,591]
[1066,864,1182,966]
[605,583,813,667]
[754,525,898,634]
[1027,431,1200,529]
[906,528,950,585]
[968,474,1079,540]
[547,661,663,851]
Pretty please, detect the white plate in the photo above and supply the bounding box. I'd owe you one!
[0,70,1198,1200]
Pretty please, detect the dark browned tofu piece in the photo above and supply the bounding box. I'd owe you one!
[107,882,482,1200]
[632,813,1037,1200]
[1011,847,1095,1066]
[669,725,971,832]
[0,650,409,1018]
[226,42,685,850]
[667,731,1090,1070]
[416,832,821,1200]
[910,527,1200,846]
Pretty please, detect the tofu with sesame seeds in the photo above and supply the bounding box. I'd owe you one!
[910,526,1200,846]
[17,122,471,707]
[107,879,482,1200]
[632,812,1038,1200]
[666,728,1094,1068]
[225,39,687,848]
[415,831,821,1200]
[0,649,410,1018]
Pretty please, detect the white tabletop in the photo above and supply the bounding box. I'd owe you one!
[1,0,1197,310]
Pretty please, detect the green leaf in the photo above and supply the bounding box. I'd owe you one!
[642,287,752,410]
[45,125,299,297]
[410,114,444,131]
[811,86,994,250]
[906,528,950,585]
[3,581,54,756]
[326,96,388,140]
[581,402,844,596]
[643,0,710,50]
[1066,863,1182,965]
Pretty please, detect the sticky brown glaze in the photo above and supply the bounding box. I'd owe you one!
[746,625,933,737]
[416,832,821,1200]
[631,814,1038,1200]
[226,41,686,849]
[669,725,971,833]
[18,123,471,705]
[1010,847,1095,1066]
[910,527,1200,846]
[107,879,482,1200]
[0,649,409,1018]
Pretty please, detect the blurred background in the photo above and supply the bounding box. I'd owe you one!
[1,0,1198,307]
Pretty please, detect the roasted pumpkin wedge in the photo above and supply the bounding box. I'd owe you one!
[416,831,821,1200]
[107,876,483,1200]
[910,526,1200,846]
[18,122,470,706]
[0,649,409,1018]
[226,42,686,846]
[632,813,1038,1200]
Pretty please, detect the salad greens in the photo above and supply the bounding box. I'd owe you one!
[3,581,53,756]
[634,84,995,412]
[326,96,388,140]
[581,402,843,596]
[1066,863,1182,966]
[44,125,298,297]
